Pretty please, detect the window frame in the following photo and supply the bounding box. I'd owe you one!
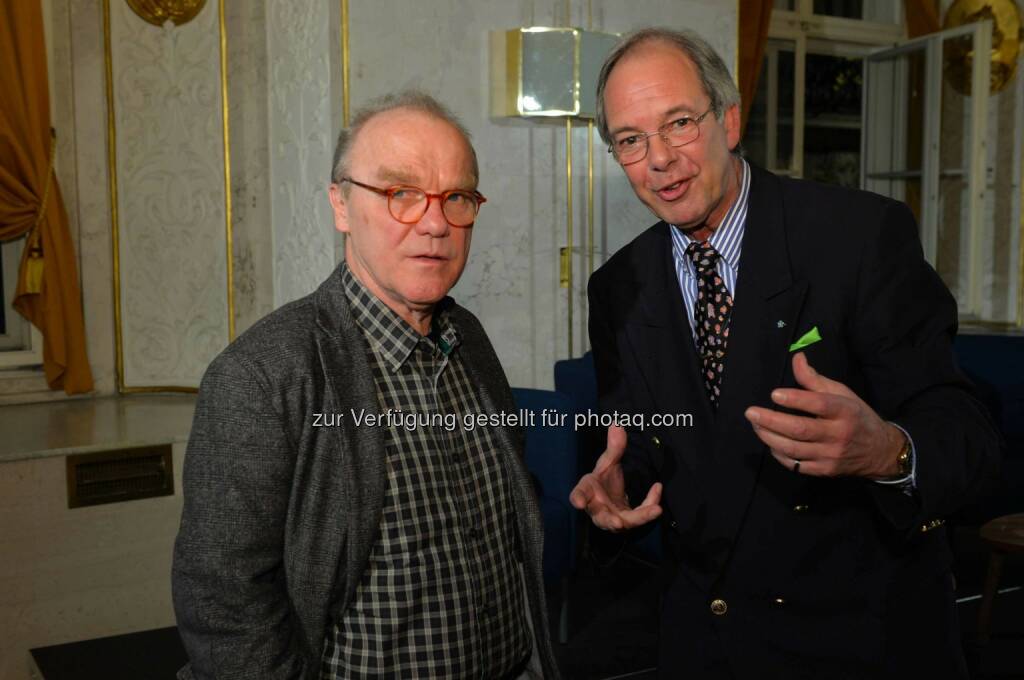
[0,237,45,369]
[762,0,905,179]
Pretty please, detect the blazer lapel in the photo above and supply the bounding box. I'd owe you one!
[623,224,714,477]
[699,167,809,570]
[312,269,388,608]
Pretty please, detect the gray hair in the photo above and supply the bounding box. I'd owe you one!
[595,28,741,145]
[330,89,479,186]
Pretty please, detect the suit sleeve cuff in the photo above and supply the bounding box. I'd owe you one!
[871,422,916,494]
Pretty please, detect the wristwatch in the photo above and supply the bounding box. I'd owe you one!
[894,434,912,478]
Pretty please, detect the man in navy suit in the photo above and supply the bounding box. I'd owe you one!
[570,27,1000,679]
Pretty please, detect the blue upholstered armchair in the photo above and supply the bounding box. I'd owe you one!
[511,387,578,643]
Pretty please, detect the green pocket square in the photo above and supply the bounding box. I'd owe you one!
[789,326,822,352]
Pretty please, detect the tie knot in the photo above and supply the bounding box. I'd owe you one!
[685,241,720,273]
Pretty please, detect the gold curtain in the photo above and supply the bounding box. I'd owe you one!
[905,0,942,37]
[0,1,93,394]
[739,0,775,135]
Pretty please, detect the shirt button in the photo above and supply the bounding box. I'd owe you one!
[710,599,728,615]
[773,597,785,606]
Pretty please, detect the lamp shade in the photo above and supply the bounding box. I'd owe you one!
[490,27,620,119]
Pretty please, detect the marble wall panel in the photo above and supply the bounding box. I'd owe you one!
[226,0,274,333]
[979,54,1023,323]
[70,0,118,397]
[109,0,231,387]
[266,0,337,308]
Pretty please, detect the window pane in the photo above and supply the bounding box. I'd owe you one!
[813,0,864,19]
[802,52,863,187]
[745,62,770,167]
[0,239,30,351]
[813,0,899,22]
[743,41,796,174]
[863,46,927,218]
[776,48,795,170]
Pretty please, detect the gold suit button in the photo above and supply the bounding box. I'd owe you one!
[651,435,662,447]
[793,504,809,513]
[710,599,728,615]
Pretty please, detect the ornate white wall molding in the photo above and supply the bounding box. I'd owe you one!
[108,0,230,388]
[266,0,336,307]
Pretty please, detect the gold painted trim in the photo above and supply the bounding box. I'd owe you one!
[219,0,235,342]
[566,117,574,359]
[341,0,350,125]
[104,0,235,391]
[102,0,124,392]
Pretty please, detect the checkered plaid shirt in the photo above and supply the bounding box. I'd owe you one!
[319,264,532,679]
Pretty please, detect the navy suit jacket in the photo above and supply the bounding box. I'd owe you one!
[587,164,1001,679]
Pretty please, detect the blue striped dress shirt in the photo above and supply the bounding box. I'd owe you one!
[669,158,751,346]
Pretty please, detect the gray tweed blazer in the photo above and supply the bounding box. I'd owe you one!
[172,264,558,679]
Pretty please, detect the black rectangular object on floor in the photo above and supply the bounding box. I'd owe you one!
[30,626,187,680]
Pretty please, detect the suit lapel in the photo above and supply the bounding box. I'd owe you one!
[623,224,714,476]
[700,166,809,566]
[312,269,388,607]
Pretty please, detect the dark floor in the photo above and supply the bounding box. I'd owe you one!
[551,523,1024,680]
[30,523,1022,679]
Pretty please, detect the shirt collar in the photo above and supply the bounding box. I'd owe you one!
[671,157,750,272]
[341,262,459,372]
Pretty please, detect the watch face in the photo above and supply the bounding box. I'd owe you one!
[897,444,912,476]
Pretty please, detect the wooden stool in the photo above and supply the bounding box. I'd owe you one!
[977,513,1024,644]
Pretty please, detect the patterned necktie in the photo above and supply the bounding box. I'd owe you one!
[686,241,733,408]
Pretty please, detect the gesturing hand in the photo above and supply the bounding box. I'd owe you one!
[569,424,663,532]
[744,352,907,479]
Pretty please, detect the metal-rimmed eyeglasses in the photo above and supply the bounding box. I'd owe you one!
[339,177,486,228]
[609,108,714,165]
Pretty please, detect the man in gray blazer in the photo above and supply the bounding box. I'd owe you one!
[172,91,558,680]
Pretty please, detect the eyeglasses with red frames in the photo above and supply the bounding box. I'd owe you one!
[339,177,486,228]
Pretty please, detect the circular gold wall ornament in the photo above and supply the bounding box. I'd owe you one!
[943,0,1022,94]
[126,0,207,27]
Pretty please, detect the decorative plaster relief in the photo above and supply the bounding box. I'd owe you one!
[266,0,336,307]
[110,0,229,387]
